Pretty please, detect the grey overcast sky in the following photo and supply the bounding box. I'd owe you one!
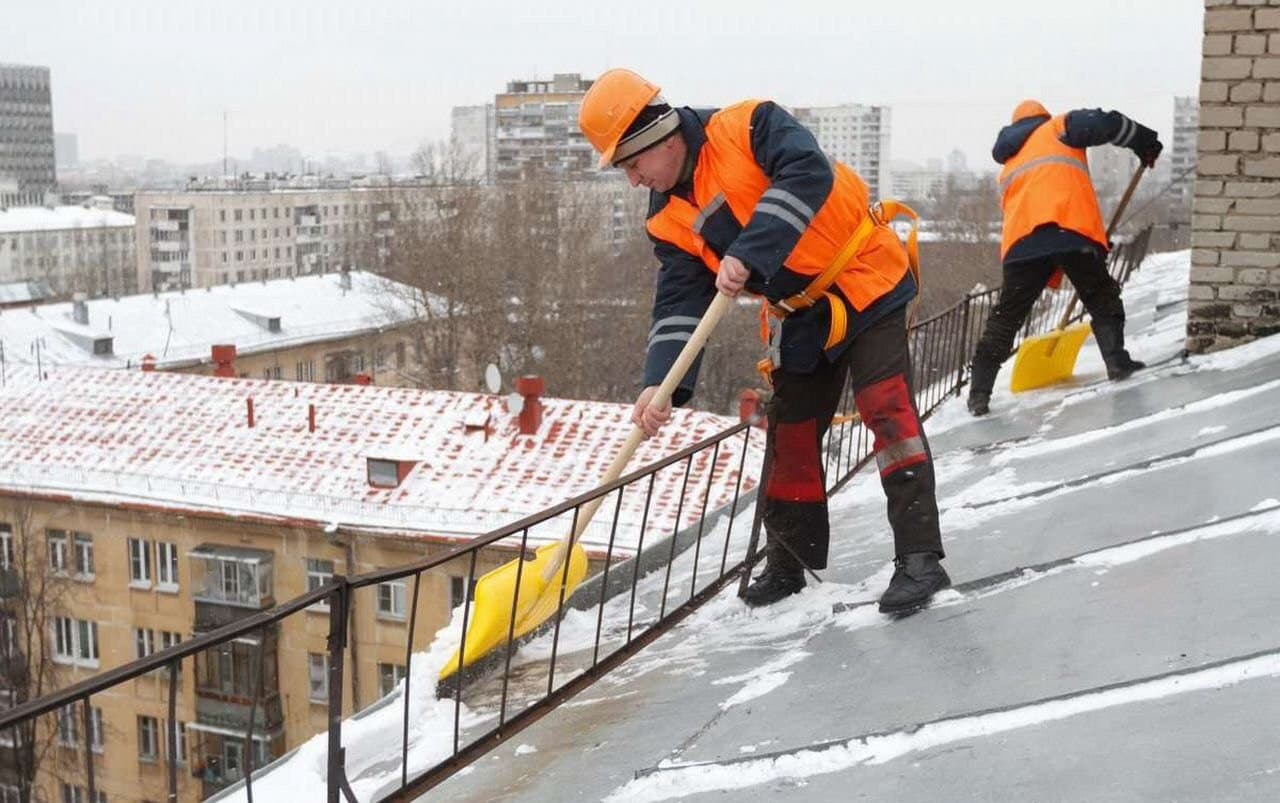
[5,0,1204,169]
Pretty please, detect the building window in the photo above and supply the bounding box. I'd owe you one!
[74,533,94,577]
[0,689,17,750]
[128,538,151,587]
[0,784,19,803]
[56,705,79,747]
[367,459,399,488]
[52,617,99,667]
[163,718,187,765]
[0,526,12,570]
[377,662,406,696]
[134,628,155,660]
[308,653,328,702]
[234,209,242,222]
[137,715,159,761]
[58,783,84,803]
[89,706,104,752]
[377,580,406,620]
[49,529,69,574]
[450,576,477,610]
[155,542,178,591]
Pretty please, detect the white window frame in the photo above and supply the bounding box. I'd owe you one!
[377,662,407,696]
[0,526,12,570]
[134,627,155,660]
[0,689,17,749]
[305,558,334,612]
[0,783,20,803]
[376,579,406,620]
[155,541,178,592]
[137,714,159,762]
[162,718,187,765]
[127,537,151,588]
[56,705,79,747]
[53,617,99,668]
[308,653,328,702]
[73,532,94,579]
[48,529,69,574]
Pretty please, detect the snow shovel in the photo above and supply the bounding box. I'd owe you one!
[1008,165,1146,393]
[439,291,735,684]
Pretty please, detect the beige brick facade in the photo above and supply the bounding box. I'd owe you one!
[1190,0,1280,352]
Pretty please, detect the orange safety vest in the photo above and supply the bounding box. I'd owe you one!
[646,100,914,345]
[997,114,1108,260]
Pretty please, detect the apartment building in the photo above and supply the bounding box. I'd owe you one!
[1170,95,1198,210]
[0,201,136,298]
[0,367,759,801]
[134,183,419,292]
[792,103,892,199]
[0,270,432,388]
[0,64,56,208]
[492,73,597,183]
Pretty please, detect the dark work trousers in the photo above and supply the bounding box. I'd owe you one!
[761,306,944,572]
[971,248,1125,391]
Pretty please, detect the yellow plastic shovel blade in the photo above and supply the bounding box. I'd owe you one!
[438,541,588,683]
[1009,322,1093,393]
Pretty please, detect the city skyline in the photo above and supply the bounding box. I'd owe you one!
[5,0,1203,172]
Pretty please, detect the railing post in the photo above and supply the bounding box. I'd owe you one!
[326,579,351,803]
[955,295,973,397]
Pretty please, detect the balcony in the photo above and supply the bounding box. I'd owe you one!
[189,545,274,622]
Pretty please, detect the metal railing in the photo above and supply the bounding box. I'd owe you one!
[0,229,1154,803]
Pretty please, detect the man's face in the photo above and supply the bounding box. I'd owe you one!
[618,136,685,193]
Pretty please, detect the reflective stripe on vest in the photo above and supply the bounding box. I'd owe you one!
[997,154,1089,194]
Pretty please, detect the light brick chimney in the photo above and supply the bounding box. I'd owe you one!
[516,375,544,435]
[1190,1,1280,352]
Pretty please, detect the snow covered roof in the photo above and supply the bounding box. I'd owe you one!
[0,271,432,371]
[223,248,1280,801]
[0,368,761,553]
[0,205,134,233]
[0,280,54,306]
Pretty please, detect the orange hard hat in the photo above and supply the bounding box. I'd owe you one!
[1011,99,1050,123]
[579,68,665,168]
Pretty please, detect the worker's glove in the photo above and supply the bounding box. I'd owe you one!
[1128,124,1163,168]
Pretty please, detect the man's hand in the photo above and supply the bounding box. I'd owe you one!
[716,255,751,297]
[631,385,672,438]
[1129,123,1163,168]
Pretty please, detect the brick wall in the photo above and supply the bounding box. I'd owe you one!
[1190,0,1280,353]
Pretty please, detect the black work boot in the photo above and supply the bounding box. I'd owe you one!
[966,357,999,417]
[1092,318,1146,381]
[743,563,806,607]
[967,392,991,417]
[879,552,950,616]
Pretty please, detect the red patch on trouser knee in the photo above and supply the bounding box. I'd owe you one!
[854,375,927,476]
[765,419,826,503]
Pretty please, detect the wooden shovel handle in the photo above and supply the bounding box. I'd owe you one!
[1054,165,1147,331]
[541,292,735,581]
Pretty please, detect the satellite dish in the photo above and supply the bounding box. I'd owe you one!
[506,391,525,415]
[484,363,501,394]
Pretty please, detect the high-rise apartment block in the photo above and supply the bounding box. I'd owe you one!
[0,63,57,208]
[1171,95,1198,209]
[792,104,892,199]
[492,73,596,183]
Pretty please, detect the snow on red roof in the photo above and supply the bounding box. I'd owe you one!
[0,369,763,554]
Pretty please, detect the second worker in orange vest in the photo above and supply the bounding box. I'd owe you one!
[967,100,1163,416]
[578,69,948,613]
